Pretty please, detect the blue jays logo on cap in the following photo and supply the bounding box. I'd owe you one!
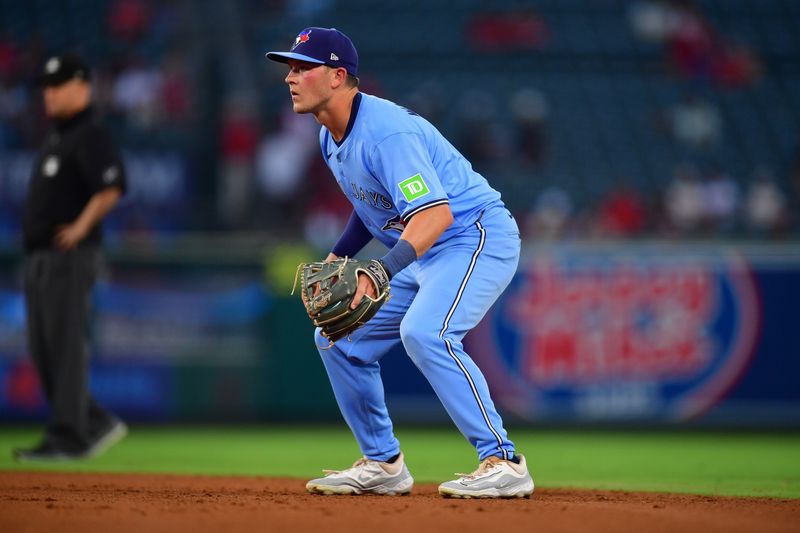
[266,27,359,77]
[292,29,312,50]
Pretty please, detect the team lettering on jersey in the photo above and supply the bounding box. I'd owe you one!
[349,181,393,210]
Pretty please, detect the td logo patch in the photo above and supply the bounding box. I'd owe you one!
[398,174,429,202]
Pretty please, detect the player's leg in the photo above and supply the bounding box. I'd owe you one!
[314,266,417,460]
[307,268,417,494]
[400,209,521,461]
[402,209,533,498]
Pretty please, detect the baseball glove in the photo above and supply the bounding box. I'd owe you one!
[293,257,391,345]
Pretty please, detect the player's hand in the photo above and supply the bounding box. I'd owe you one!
[350,272,378,309]
[54,222,88,251]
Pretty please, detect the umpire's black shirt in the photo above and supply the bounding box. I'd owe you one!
[23,107,127,252]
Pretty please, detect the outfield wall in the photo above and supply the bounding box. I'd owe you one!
[0,241,798,426]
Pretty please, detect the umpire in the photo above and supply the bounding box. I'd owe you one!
[13,54,128,461]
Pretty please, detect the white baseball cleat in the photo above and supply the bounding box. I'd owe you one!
[306,452,414,495]
[438,454,534,499]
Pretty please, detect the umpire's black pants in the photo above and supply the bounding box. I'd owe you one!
[24,246,116,452]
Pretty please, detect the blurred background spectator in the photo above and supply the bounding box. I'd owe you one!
[255,106,319,228]
[669,94,722,152]
[524,185,573,240]
[510,87,549,169]
[455,89,510,174]
[218,93,260,229]
[743,166,789,237]
[596,182,648,238]
[702,164,740,234]
[664,163,705,235]
[467,9,550,52]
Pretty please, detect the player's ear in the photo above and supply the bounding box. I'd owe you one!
[330,67,347,88]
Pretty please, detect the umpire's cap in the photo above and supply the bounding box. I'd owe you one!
[266,27,358,77]
[37,53,91,87]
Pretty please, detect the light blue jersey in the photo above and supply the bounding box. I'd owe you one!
[315,91,522,464]
[320,93,504,249]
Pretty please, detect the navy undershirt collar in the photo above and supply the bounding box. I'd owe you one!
[333,92,362,147]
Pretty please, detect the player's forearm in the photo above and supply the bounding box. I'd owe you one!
[72,187,122,235]
[400,204,454,257]
[331,211,373,259]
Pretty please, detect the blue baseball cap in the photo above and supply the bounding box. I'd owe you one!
[266,27,359,76]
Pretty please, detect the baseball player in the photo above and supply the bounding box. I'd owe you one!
[266,27,534,498]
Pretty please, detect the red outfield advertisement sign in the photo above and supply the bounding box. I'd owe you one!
[467,248,761,422]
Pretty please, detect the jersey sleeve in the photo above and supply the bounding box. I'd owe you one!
[319,127,328,159]
[77,125,127,195]
[369,132,449,221]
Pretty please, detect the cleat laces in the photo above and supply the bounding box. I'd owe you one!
[322,456,371,476]
[454,456,503,480]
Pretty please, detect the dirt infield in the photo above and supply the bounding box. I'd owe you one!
[1,472,798,533]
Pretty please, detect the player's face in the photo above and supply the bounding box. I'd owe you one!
[43,80,91,118]
[284,59,333,114]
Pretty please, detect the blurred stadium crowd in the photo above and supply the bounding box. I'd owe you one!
[1,0,799,248]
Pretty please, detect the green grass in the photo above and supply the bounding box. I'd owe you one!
[1,426,799,498]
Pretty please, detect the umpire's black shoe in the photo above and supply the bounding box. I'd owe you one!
[13,441,81,462]
[85,419,128,459]
[13,421,127,462]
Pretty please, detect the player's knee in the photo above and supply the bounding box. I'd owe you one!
[399,321,440,363]
[313,328,328,352]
